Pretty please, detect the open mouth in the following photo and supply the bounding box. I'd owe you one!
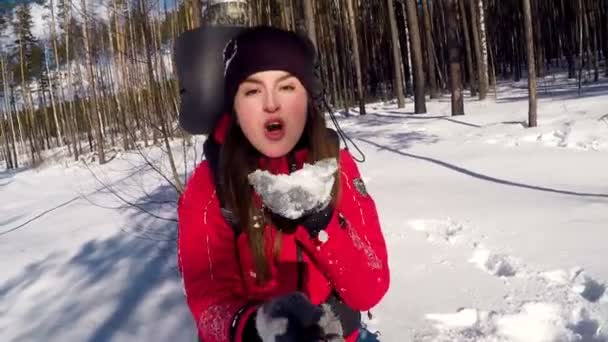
[264,118,286,140]
[265,119,284,132]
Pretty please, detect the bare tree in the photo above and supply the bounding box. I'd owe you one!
[421,0,439,98]
[387,0,405,108]
[405,0,427,113]
[346,0,366,114]
[447,0,464,115]
[477,0,490,93]
[468,0,487,99]
[303,0,317,48]
[522,0,537,127]
[81,0,106,163]
[459,0,476,96]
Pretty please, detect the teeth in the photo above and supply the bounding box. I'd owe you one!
[266,121,282,131]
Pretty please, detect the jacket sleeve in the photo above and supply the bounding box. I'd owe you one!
[295,150,390,311]
[177,163,258,342]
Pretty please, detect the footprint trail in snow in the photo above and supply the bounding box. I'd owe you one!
[407,218,608,342]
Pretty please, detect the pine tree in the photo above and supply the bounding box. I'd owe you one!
[13,3,40,81]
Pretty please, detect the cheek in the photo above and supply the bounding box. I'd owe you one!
[234,102,260,136]
[286,96,308,128]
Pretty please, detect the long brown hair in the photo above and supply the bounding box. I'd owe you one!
[218,100,340,283]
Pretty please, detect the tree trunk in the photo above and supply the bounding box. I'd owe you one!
[387,0,405,108]
[533,0,545,77]
[39,83,52,150]
[0,112,12,169]
[396,1,412,96]
[111,0,130,151]
[605,0,608,77]
[303,0,317,48]
[435,0,449,90]
[44,48,62,149]
[0,78,13,168]
[468,0,487,99]
[139,0,184,193]
[578,0,584,94]
[48,0,64,149]
[421,0,439,98]
[346,0,366,114]
[590,0,599,82]
[188,0,201,28]
[81,0,106,163]
[447,0,464,115]
[202,0,249,26]
[405,0,427,113]
[333,1,352,111]
[477,0,489,94]
[0,56,18,168]
[522,0,537,127]
[18,36,39,165]
[459,0,477,96]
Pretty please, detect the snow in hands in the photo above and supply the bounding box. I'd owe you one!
[248,158,337,219]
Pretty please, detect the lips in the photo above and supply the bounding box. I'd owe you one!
[264,118,286,141]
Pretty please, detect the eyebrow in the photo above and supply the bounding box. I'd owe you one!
[242,74,295,85]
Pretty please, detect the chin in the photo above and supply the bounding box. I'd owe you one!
[257,142,296,159]
[259,147,289,158]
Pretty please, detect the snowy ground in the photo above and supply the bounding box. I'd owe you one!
[2,74,608,341]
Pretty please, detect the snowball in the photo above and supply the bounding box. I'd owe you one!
[248,158,338,219]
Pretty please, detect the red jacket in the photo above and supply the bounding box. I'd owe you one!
[178,121,390,342]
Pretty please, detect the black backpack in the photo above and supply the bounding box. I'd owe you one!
[174,25,245,135]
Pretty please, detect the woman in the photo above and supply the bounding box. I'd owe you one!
[178,26,389,342]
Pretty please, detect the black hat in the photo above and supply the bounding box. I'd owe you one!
[223,26,320,113]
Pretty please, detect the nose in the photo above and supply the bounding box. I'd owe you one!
[263,90,280,113]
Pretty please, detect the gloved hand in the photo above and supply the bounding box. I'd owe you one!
[250,292,344,342]
[267,203,334,238]
[299,204,334,239]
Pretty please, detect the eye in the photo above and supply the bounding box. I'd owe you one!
[244,88,260,96]
[279,84,296,91]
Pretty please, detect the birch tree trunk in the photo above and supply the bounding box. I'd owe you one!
[478,0,489,94]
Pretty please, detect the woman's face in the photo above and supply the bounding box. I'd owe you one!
[233,70,308,158]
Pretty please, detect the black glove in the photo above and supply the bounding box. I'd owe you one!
[267,204,334,239]
[299,205,334,238]
[245,292,344,342]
